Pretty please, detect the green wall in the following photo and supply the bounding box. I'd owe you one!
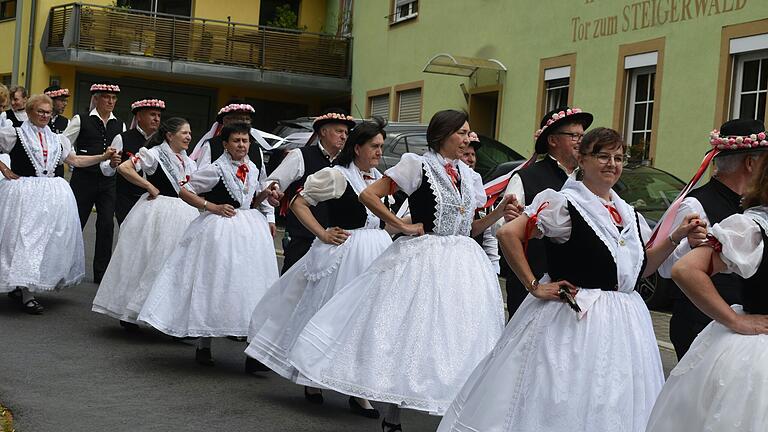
[351,0,768,178]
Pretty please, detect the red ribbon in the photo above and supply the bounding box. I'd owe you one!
[524,201,549,254]
[38,132,48,166]
[703,233,723,275]
[605,205,623,225]
[236,163,249,183]
[481,152,538,209]
[444,163,459,188]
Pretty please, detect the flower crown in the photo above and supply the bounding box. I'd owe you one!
[218,104,255,115]
[468,131,480,142]
[313,113,355,124]
[709,130,768,151]
[90,84,121,93]
[131,99,166,110]
[534,108,584,140]
[45,88,70,98]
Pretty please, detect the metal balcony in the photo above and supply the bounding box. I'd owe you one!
[41,3,352,94]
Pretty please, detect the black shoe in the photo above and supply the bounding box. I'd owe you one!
[22,298,44,315]
[381,418,402,432]
[349,396,380,419]
[195,348,215,366]
[227,336,247,342]
[245,357,270,374]
[119,320,141,332]
[7,288,22,304]
[93,275,103,284]
[304,386,323,404]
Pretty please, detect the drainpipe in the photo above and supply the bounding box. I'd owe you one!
[11,0,23,85]
[24,0,37,90]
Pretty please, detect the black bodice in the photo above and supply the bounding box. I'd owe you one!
[8,136,60,177]
[741,225,768,314]
[407,168,462,234]
[146,166,181,198]
[200,180,240,208]
[325,183,368,230]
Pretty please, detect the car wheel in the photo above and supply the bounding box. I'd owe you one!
[637,272,672,311]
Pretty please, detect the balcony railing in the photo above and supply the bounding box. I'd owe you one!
[46,3,351,79]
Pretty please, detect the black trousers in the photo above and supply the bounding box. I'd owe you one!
[281,235,314,275]
[70,169,116,281]
[669,298,712,360]
[115,192,142,225]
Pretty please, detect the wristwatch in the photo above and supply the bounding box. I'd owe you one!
[527,278,539,292]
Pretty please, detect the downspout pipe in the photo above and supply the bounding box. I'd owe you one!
[24,0,37,90]
[11,0,23,85]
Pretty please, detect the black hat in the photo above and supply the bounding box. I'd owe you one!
[216,99,255,123]
[89,81,121,94]
[312,107,356,132]
[467,131,482,150]
[710,118,768,156]
[43,85,70,99]
[534,107,593,154]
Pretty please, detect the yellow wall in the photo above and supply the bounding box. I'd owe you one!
[193,0,260,25]
[299,0,327,33]
[0,20,16,75]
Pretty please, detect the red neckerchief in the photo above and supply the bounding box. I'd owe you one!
[236,163,249,184]
[605,204,623,225]
[444,163,459,188]
[38,131,48,166]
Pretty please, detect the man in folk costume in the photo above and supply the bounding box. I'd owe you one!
[63,82,125,283]
[267,108,356,273]
[658,118,768,360]
[102,98,165,225]
[190,100,276,235]
[44,85,71,177]
[496,107,593,317]
[5,86,29,127]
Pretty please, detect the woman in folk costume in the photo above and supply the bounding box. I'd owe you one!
[645,126,768,432]
[92,117,199,326]
[437,127,704,432]
[138,122,280,366]
[246,117,393,419]
[0,94,116,314]
[289,110,511,432]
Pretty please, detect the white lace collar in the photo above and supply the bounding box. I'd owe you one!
[16,121,62,177]
[422,151,475,236]
[212,151,256,207]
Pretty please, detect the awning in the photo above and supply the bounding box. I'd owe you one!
[422,54,507,77]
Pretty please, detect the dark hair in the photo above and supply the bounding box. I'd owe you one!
[9,85,28,99]
[220,122,251,142]
[335,116,387,166]
[578,127,626,156]
[742,151,768,208]
[426,110,468,151]
[146,117,189,148]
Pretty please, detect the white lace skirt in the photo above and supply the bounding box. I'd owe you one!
[0,176,84,292]
[245,228,392,382]
[646,305,768,432]
[289,234,505,415]
[437,288,664,432]
[92,194,200,322]
[137,209,279,337]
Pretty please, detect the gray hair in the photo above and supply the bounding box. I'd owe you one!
[714,152,760,174]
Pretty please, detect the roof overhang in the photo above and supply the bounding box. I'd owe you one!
[422,54,507,77]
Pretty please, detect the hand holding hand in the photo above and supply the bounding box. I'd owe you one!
[103,147,117,162]
[109,150,122,168]
[671,213,704,245]
[499,194,525,222]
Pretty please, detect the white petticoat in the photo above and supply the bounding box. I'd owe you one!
[0,176,84,292]
[92,194,200,322]
[646,305,768,432]
[289,234,505,415]
[437,289,664,432]
[245,228,392,382]
[137,208,279,337]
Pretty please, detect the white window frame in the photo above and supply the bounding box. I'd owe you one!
[392,0,418,24]
[731,49,768,121]
[625,65,656,161]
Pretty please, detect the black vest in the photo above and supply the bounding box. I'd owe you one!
[49,115,69,134]
[146,164,182,198]
[507,156,569,279]
[209,135,263,169]
[742,226,768,314]
[285,146,333,239]
[325,183,369,230]
[8,137,47,177]
[5,110,24,127]
[73,113,123,175]
[546,202,647,290]
[407,169,462,234]
[116,128,149,198]
[200,180,240,208]
[681,178,744,306]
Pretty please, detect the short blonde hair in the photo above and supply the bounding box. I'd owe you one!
[0,84,8,110]
[25,94,53,116]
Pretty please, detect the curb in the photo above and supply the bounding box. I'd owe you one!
[0,404,14,432]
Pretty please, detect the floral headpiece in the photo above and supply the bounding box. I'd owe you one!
[131,99,166,111]
[313,112,355,124]
[218,103,255,116]
[468,131,480,142]
[45,88,70,98]
[534,107,584,140]
[709,130,768,151]
[90,83,121,93]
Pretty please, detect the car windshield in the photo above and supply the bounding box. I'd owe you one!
[613,166,685,223]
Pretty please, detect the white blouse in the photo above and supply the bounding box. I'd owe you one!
[132,143,196,177]
[300,165,380,206]
[711,211,767,279]
[384,152,486,209]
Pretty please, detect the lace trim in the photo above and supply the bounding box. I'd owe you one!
[302,240,353,282]
[422,152,473,236]
[15,125,62,176]
[155,145,185,195]
[212,153,255,207]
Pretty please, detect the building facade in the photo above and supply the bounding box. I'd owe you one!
[352,0,768,178]
[1,0,352,133]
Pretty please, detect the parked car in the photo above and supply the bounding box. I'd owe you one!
[486,161,686,310]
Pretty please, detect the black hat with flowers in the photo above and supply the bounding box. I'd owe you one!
[44,85,70,99]
[312,107,356,132]
[534,107,593,154]
[709,119,768,157]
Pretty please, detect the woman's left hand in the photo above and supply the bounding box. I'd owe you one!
[0,166,19,180]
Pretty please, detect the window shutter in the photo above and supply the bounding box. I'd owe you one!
[370,94,389,119]
[397,89,421,123]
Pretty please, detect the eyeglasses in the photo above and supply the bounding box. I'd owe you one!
[35,110,53,117]
[590,152,628,166]
[554,132,584,142]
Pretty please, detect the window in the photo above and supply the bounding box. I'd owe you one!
[116,0,191,15]
[0,75,10,86]
[260,0,301,27]
[626,66,656,162]
[731,51,768,122]
[367,89,390,119]
[391,0,418,24]
[537,54,576,121]
[0,0,16,20]
[395,87,422,123]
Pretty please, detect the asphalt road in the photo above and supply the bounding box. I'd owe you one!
[0,217,677,432]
